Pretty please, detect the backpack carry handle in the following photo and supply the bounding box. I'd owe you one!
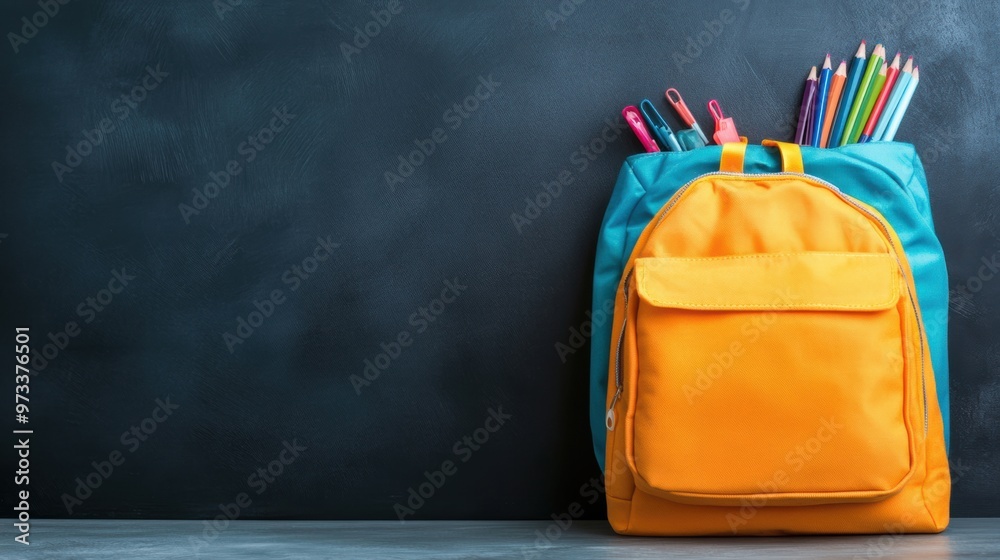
[762,139,805,173]
[719,140,748,173]
[720,139,803,174]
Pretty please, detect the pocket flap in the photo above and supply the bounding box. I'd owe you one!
[635,252,899,311]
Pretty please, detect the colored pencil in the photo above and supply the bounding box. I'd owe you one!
[882,66,919,141]
[841,43,884,145]
[860,52,902,142]
[811,55,833,147]
[804,67,819,144]
[872,57,913,141]
[830,41,867,148]
[795,66,818,145]
[805,90,816,145]
[820,61,847,148]
[851,60,887,144]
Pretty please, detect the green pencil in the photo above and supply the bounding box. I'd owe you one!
[839,43,884,146]
[850,60,887,144]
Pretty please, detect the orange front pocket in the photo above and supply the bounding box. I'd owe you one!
[625,251,917,506]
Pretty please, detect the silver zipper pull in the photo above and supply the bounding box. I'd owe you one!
[606,386,622,431]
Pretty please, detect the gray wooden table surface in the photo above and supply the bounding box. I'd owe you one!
[3,518,997,559]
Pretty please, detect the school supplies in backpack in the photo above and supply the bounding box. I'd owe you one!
[591,140,950,536]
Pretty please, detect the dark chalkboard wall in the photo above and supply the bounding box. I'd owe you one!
[1,0,998,519]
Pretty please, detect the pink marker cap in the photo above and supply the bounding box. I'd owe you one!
[623,105,661,153]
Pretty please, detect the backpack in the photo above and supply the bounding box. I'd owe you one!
[599,140,949,535]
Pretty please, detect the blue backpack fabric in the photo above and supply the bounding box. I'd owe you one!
[590,142,950,471]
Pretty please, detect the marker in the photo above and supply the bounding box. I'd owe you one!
[707,99,741,144]
[882,66,919,141]
[860,52,902,143]
[811,55,833,147]
[841,43,884,145]
[675,129,707,151]
[639,99,683,151]
[665,88,709,144]
[872,57,913,141]
[830,41,867,148]
[623,105,661,152]
[851,56,887,143]
[820,61,847,148]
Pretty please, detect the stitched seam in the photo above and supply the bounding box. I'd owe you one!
[668,487,903,498]
[645,303,892,310]
[637,256,899,309]
[918,453,941,530]
[638,252,890,262]
[597,160,648,474]
[620,160,650,270]
[624,482,636,533]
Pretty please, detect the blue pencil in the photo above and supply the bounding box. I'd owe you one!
[811,55,833,147]
[882,66,919,142]
[829,41,866,149]
[872,57,914,141]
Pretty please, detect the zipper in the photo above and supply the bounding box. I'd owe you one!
[605,171,929,435]
[606,182,695,432]
[605,269,632,431]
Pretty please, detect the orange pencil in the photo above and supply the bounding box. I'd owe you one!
[860,52,902,142]
[820,61,848,148]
